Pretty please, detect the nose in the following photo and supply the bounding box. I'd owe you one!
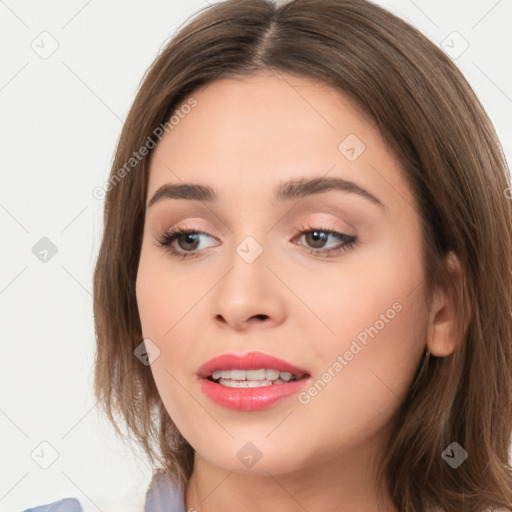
[210,239,286,331]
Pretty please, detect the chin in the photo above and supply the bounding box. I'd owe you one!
[192,436,312,476]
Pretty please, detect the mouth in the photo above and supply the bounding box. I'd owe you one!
[196,351,311,409]
[197,351,311,383]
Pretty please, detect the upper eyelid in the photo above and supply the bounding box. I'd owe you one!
[161,212,355,235]
[148,200,362,234]
[165,224,351,237]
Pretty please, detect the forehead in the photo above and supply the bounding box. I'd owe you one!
[147,71,415,213]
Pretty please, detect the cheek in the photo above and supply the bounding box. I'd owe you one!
[290,291,427,456]
[135,252,200,438]
[285,228,425,353]
[300,239,427,433]
[295,226,424,364]
[136,246,200,339]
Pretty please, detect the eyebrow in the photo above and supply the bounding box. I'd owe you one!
[147,176,386,210]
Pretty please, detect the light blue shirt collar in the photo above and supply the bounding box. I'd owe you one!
[21,472,186,512]
[144,471,186,512]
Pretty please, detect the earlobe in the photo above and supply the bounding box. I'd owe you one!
[426,251,466,357]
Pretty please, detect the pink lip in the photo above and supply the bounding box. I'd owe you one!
[196,351,310,378]
[197,351,311,412]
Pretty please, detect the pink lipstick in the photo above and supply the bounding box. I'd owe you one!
[197,351,311,411]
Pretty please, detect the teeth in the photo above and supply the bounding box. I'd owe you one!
[218,379,273,388]
[265,369,280,380]
[246,369,267,380]
[230,369,246,380]
[210,369,302,383]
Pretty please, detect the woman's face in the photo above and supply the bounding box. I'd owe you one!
[136,71,429,477]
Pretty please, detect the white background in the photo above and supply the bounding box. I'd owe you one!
[1,1,511,511]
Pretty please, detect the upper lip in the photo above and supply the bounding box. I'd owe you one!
[197,351,310,378]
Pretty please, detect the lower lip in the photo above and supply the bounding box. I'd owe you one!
[199,376,310,411]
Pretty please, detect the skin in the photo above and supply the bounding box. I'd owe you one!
[135,71,461,511]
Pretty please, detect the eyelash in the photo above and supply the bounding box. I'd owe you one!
[154,222,357,260]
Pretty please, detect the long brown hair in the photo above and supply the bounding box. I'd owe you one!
[92,0,512,509]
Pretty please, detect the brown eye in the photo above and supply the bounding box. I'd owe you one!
[175,232,201,251]
[155,227,218,259]
[296,225,357,257]
[303,230,329,249]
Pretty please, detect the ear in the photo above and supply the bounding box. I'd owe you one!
[426,251,467,357]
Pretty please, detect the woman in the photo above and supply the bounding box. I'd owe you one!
[24,0,512,510]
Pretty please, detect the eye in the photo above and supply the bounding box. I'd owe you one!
[154,226,218,260]
[154,223,358,260]
[294,222,357,257]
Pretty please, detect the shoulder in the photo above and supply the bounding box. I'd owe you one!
[20,498,83,512]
